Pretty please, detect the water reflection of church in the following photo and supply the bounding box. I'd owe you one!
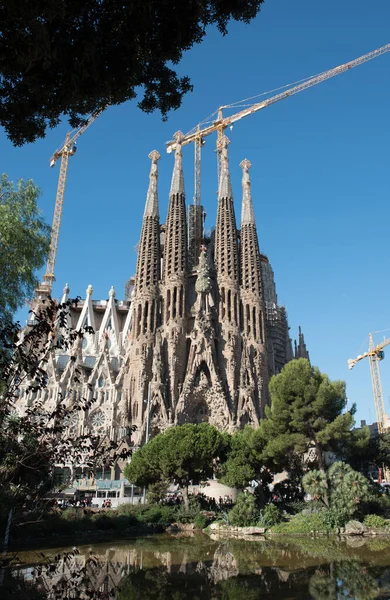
[17,536,369,600]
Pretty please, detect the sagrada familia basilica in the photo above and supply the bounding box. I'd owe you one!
[18,133,309,450]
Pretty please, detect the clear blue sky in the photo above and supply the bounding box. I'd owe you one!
[1,0,389,425]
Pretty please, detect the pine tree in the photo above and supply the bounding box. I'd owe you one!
[259,359,362,474]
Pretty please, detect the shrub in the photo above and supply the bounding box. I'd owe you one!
[117,503,141,516]
[228,493,258,527]
[193,513,207,529]
[329,463,369,518]
[258,503,282,527]
[363,514,388,529]
[362,493,390,518]
[175,495,203,524]
[145,505,176,525]
[322,507,349,528]
[90,513,115,530]
[302,469,328,504]
[302,462,370,520]
[271,511,334,534]
[287,500,307,515]
[61,508,85,521]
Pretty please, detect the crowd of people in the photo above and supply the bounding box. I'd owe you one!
[57,498,93,509]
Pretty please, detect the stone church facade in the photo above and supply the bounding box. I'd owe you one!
[17,133,309,450]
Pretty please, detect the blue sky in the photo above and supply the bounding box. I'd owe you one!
[1,0,389,425]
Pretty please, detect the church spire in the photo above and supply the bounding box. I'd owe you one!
[134,150,161,297]
[144,150,160,217]
[163,131,187,281]
[240,159,256,225]
[240,158,262,297]
[295,326,310,362]
[215,135,239,284]
[170,131,185,196]
[218,135,232,200]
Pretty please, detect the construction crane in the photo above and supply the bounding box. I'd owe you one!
[39,110,103,294]
[348,333,390,434]
[166,43,390,264]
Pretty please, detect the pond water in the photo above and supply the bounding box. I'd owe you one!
[6,533,390,599]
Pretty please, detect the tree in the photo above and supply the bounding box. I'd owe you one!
[220,426,263,489]
[0,175,50,320]
[227,492,258,527]
[124,423,228,510]
[0,297,133,534]
[0,1,265,146]
[377,432,390,470]
[259,359,366,475]
[302,461,369,515]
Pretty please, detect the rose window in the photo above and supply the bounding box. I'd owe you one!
[90,410,105,434]
[63,412,79,435]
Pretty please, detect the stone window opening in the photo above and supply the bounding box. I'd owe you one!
[159,297,164,326]
[136,304,142,338]
[173,287,177,319]
[143,301,149,334]
[246,304,251,336]
[151,299,155,332]
[166,289,171,322]
[179,287,184,317]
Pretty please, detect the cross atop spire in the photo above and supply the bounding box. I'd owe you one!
[218,135,232,199]
[240,158,256,225]
[170,131,185,196]
[144,150,160,217]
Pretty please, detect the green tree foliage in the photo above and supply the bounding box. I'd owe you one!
[220,425,264,488]
[227,492,258,527]
[260,359,364,473]
[0,299,133,530]
[124,423,228,510]
[0,175,50,320]
[302,461,369,517]
[301,469,328,504]
[258,502,282,527]
[0,1,265,146]
[377,431,390,469]
[328,461,369,517]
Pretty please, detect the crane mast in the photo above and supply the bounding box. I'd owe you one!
[348,333,390,434]
[38,110,103,294]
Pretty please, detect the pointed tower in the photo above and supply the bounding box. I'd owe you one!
[239,159,264,340]
[295,326,310,362]
[122,151,163,443]
[238,159,269,422]
[163,131,187,284]
[214,135,241,408]
[162,131,188,410]
[132,150,161,341]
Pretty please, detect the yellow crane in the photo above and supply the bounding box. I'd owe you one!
[348,333,390,434]
[39,110,103,294]
[166,43,390,263]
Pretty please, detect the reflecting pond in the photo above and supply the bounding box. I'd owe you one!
[6,533,390,599]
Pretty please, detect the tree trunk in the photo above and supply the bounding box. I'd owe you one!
[181,485,189,512]
[315,442,329,508]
